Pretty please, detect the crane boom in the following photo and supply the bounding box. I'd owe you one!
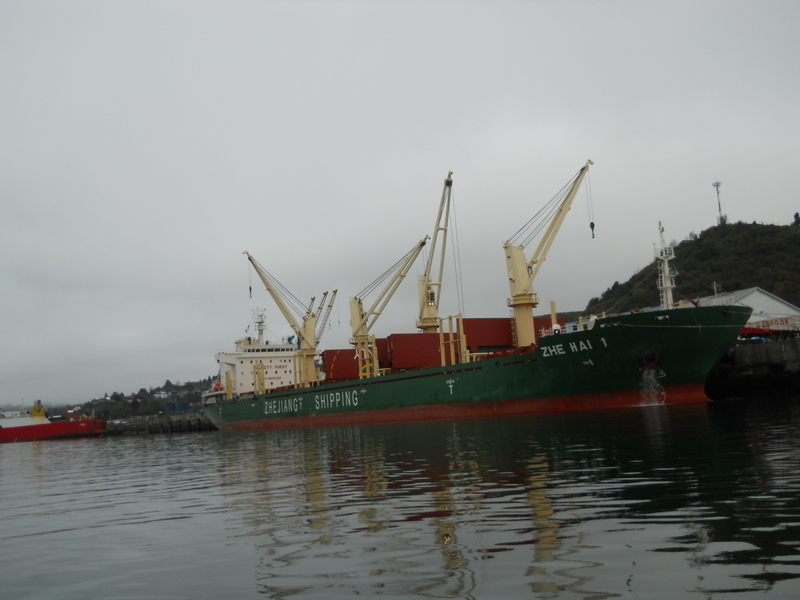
[244,251,313,346]
[350,237,428,337]
[417,171,453,333]
[243,250,325,386]
[523,159,593,290]
[504,160,593,347]
[350,236,428,378]
[315,289,338,345]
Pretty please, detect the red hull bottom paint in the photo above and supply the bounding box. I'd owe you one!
[206,305,753,432]
[220,385,708,432]
[0,418,105,443]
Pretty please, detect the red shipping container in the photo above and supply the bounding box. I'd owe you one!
[386,333,468,369]
[321,349,360,381]
[375,337,390,368]
[461,317,566,352]
[388,333,446,369]
[461,318,513,352]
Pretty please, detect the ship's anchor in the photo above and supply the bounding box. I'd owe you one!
[639,352,659,370]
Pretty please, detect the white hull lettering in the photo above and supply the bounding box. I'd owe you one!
[314,390,359,410]
[543,338,599,358]
[542,344,566,357]
[264,397,303,415]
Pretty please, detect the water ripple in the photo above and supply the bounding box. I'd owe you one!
[3,401,800,598]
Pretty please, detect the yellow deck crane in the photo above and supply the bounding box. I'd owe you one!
[417,172,453,333]
[504,160,593,347]
[244,251,336,388]
[350,237,428,378]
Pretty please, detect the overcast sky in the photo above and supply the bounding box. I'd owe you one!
[2,1,798,406]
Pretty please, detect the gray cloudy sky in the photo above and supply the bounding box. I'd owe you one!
[2,1,798,406]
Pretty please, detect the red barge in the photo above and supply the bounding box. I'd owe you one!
[0,401,105,443]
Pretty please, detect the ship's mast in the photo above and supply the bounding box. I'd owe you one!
[417,171,453,333]
[253,308,266,345]
[504,160,593,347]
[656,222,676,310]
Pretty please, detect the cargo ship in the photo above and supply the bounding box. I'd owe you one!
[203,162,752,431]
[0,400,106,443]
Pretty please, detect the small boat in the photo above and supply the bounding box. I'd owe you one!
[0,400,106,443]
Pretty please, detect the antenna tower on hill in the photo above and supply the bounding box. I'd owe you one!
[712,181,723,225]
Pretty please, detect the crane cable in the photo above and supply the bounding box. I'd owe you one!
[586,171,596,238]
[355,243,419,299]
[507,167,581,248]
[246,255,311,317]
[449,186,466,315]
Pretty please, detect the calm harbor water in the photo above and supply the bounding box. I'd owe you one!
[3,398,800,599]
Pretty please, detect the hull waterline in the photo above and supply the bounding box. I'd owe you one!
[0,418,106,443]
[205,305,752,432]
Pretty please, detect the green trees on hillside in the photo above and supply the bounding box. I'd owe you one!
[77,376,215,419]
[585,222,800,315]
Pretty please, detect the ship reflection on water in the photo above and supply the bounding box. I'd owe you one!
[213,398,800,599]
[6,398,799,599]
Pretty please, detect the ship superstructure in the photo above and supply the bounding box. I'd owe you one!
[205,310,299,405]
[656,222,678,310]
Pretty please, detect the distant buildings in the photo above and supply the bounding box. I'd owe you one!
[0,410,26,418]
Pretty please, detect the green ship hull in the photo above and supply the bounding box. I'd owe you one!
[204,305,751,431]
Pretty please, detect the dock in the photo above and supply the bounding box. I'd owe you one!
[708,337,800,400]
[107,412,217,435]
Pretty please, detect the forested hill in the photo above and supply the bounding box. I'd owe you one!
[583,221,800,315]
